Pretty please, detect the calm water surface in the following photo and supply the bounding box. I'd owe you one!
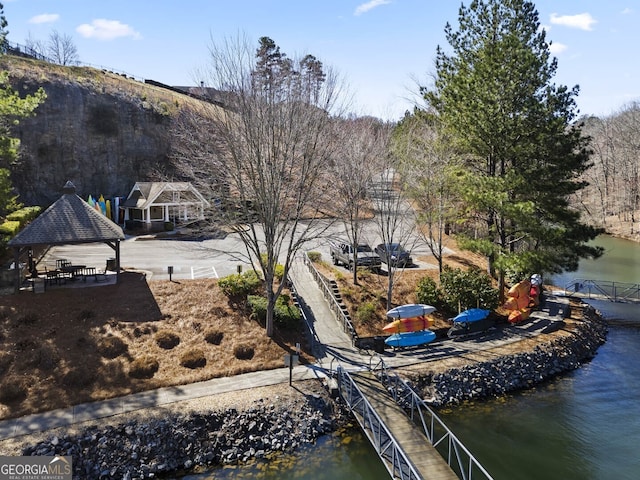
[188,235,639,479]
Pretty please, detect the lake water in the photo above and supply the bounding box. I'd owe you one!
[188,235,639,479]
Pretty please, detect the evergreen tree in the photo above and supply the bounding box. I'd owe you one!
[424,0,602,295]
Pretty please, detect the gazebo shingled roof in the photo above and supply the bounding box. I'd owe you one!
[8,181,124,291]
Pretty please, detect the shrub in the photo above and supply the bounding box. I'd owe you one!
[0,220,20,236]
[248,295,267,321]
[355,301,377,326]
[274,263,285,281]
[155,330,180,349]
[180,348,206,369]
[6,206,41,226]
[247,294,301,329]
[415,276,444,309]
[218,270,262,298]
[307,251,322,263]
[234,344,255,360]
[440,265,499,312]
[129,355,160,379]
[97,335,128,359]
[260,253,285,281]
[0,381,27,404]
[204,329,224,345]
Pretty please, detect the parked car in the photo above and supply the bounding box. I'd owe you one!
[374,243,412,267]
[329,240,382,271]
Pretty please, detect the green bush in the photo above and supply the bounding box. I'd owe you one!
[0,220,20,236]
[218,270,262,297]
[307,251,322,263]
[415,276,444,309]
[274,263,285,281]
[260,253,285,281]
[440,266,499,312]
[355,301,377,325]
[6,206,41,226]
[247,294,302,329]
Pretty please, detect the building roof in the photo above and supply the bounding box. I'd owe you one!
[122,182,210,209]
[8,181,125,247]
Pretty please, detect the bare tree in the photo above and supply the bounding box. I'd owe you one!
[583,103,640,236]
[613,104,640,235]
[47,30,78,66]
[392,110,459,276]
[330,116,387,285]
[171,35,346,337]
[579,115,617,227]
[24,33,47,59]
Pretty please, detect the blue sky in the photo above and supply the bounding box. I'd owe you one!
[3,0,639,121]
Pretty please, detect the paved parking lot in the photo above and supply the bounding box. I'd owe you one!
[43,219,451,281]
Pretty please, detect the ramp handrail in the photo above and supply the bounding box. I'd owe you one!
[371,358,493,480]
[336,366,422,480]
[563,279,640,303]
[302,253,359,343]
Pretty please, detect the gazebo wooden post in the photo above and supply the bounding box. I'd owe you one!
[12,247,21,293]
[115,239,121,281]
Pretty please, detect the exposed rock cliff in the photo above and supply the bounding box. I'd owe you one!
[0,56,197,206]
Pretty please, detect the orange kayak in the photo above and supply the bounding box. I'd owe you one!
[383,315,433,333]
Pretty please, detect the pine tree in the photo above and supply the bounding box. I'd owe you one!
[424,0,602,294]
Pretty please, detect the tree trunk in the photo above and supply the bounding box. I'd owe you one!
[266,290,276,338]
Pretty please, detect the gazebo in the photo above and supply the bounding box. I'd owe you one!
[8,181,125,292]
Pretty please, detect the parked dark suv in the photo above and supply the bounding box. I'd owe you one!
[374,243,412,267]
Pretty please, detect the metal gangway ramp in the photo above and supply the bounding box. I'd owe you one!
[336,360,492,480]
[561,278,640,303]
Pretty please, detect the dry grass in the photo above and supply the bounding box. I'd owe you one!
[0,272,310,421]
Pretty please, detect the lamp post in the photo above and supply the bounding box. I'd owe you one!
[168,266,174,282]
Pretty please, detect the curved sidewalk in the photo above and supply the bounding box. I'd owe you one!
[0,365,325,440]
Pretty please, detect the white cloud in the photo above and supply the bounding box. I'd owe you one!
[550,12,597,31]
[76,19,141,41]
[549,42,567,54]
[28,13,59,24]
[354,0,391,16]
[621,8,633,15]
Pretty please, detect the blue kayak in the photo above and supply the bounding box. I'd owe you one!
[385,330,436,348]
[452,308,491,324]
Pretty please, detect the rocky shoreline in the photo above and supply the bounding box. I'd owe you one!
[411,305,608,407]
[20,387,350,479]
